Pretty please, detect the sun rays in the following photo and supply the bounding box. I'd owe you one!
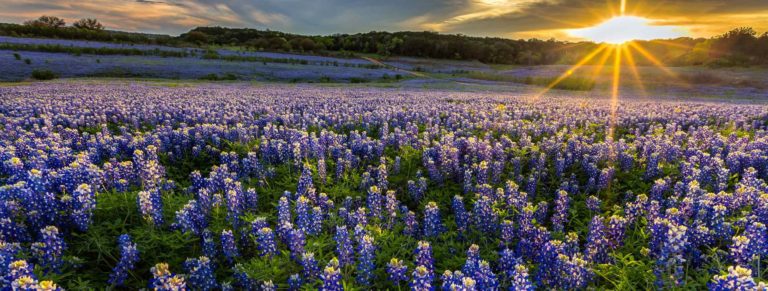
[533,0,695,144]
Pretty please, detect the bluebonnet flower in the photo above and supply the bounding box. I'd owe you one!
[321,258,343,291]
[377,163,389,191]
[556,254,591,290]
[296,196,312,233]
[645,153,660,180]
[708,265,761,291]
[244,188,258,211]
[288,228,306,261]
[296,165,314,196]
[462,244,481,277]
[261,280,276,291]
[301,252,321,280]
[172,200,206,235]
[477,161,489,185]
[452,196,469,233]
[5,260,35,286]
[335,157,345,181]
[474,260,498,290]
[440,270,468,290]
[423,202,445,237]
[150,263,187,291]
[385,190,399,229]
[463,169,474,194]
[256,227,277,258]
[497,248,519,279]
[184,256,218,291]
[316,158,327,184]
[232,265,257,289]
[491,161,504,184]
[108,234,139,286]
[335,225,354,267]
[404,211,420,237]
[288,273,303,290]
[743,222,767,266]
[415,241,434,277]
[597,167,614,190]
[607,215,628,249]
[12,276,40,290]
[71,183,95,231]
[31,226,65,272]
[278,196,292,225]
[387,258,408,285]
[357,235,376,285]
[411,265,434,291]
[551,190,569,233]
[585,216,609,263]
[367,186,383,221]
[653,220,688,287]
[729,235,751,266]
[510,263,534,291]
[225,187,244,228]
[408,180,423,203]
[35,279,63,290]
[586,195,601,213]
[201,229,218,259]
[501,220,514,246]
[221,229,239,264]
[137,188,164,226]
[472,196,497,233]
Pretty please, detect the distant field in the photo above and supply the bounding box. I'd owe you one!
[1,36,767,100]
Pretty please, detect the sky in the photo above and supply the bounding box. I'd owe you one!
[1,0,767,40]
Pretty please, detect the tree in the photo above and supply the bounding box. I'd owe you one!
[73,18,104,31]
[186,31,209,44]
[24,16,66,28]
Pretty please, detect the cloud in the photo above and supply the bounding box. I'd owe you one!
[0,0,766,38]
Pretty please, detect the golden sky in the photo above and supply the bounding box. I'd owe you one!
[1,0,767,40]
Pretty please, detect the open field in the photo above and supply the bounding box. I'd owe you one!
[0,80,767,289]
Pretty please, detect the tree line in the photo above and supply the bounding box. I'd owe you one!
[2,16,767,66]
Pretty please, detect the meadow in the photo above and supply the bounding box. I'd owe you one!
[0,81,766,290]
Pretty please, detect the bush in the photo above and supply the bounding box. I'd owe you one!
[13,53,21,60]
[198,73,237,81]
[24,58,31,65]
[31,69,57,80]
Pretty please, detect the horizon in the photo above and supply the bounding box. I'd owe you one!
[2,0,767,41]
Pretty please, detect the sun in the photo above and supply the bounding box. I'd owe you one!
[536,0,694,152]
[567,16,687,45]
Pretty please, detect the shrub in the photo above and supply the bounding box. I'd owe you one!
[13,53,21,60]
[198,73,237,81]
[24,58,32,65]
[31,69,57,80]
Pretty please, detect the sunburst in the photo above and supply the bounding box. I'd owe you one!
[534,0,690,145]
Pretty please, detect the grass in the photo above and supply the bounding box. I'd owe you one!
[464,71,596,91]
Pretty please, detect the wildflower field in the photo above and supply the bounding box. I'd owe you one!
[0,82,767,290]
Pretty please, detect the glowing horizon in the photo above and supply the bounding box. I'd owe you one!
[567,16,689,44]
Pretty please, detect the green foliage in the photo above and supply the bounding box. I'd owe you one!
[31,69,56,80]
[466,71,596,91]
[198,73,238,81]
[0,43,188,58]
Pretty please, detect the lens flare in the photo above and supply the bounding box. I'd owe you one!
[568,16,687,44]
